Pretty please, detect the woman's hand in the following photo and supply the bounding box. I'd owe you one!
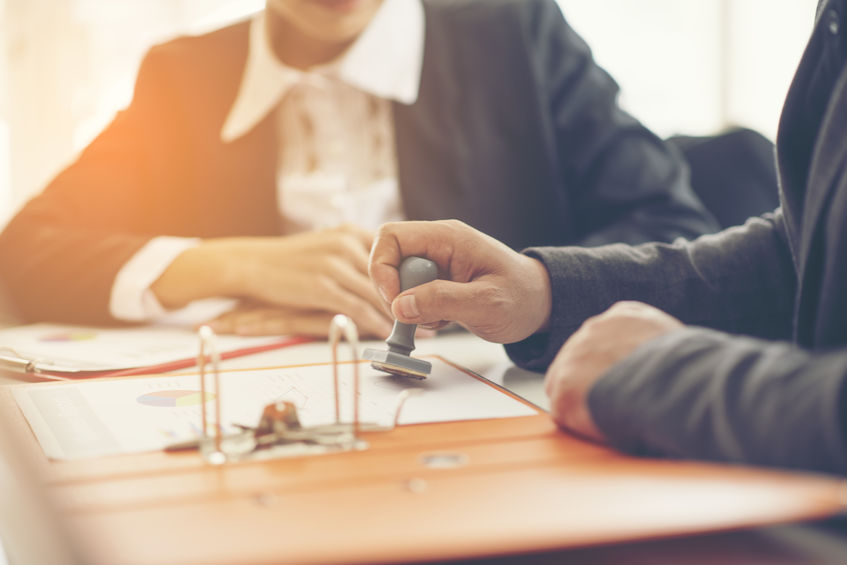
[152,224,394,338]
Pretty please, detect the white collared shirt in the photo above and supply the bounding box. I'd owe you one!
[110,0,425,322]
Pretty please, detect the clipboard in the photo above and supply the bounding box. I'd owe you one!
[0,322,311,380]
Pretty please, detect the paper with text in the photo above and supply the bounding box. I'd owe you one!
[13,357,537,459]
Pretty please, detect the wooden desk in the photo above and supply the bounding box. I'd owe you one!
[2,333,846,565]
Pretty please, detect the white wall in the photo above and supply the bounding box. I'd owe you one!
[556,0,817,139]
[723,0,817,137]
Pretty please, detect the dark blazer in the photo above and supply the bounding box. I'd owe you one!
[668,128,781,229]
[0,0,715,324]
[508,0,847,474]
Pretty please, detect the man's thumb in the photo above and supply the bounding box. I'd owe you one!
[391,280,480,326]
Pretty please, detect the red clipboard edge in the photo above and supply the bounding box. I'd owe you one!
[31,336,314,380]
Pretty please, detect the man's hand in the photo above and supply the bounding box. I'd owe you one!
[152,224,394,338]
[545,301,683,442]
[369,220,552,343]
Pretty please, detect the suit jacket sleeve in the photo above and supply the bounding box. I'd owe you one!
[506,210,796,369]
[589,326,847,474]
[0,46,188,324]
[526,0,719,245]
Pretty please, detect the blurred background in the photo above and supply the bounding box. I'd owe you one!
[0,0,818,226]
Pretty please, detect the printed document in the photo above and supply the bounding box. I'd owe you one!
[14,357,537,459]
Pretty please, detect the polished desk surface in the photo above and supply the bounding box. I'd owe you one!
[2,330,846,564]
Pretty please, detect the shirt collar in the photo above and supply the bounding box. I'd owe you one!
[221,0,425,143]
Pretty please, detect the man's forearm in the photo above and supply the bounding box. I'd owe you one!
[506,212,796,370]
[589,327,847,474]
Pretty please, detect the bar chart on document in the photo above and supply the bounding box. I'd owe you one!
[13,358,538,460]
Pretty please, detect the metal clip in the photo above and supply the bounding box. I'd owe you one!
[167,317,420,463]
[198,325,227,465]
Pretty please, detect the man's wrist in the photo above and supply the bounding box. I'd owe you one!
[527,256,553,334]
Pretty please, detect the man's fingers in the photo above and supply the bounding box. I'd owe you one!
[369,225,409,303]
[545,357,593,435]
[369,220,472,304]
[390,279,490,328]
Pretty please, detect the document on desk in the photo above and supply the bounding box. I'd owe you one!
[0,323,306,376]
[13,357,537,459]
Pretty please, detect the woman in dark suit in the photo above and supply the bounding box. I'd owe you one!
[0,0,717,337]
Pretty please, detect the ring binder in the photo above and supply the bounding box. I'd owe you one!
[172,316,420,464]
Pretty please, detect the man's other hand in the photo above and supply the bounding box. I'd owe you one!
[545,301,683,442]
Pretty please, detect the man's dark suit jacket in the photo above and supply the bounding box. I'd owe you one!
[509,0,847,474]
[0,0,715,324]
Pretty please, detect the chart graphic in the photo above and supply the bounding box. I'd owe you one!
[137,390,214,408]
[40,331,98,343]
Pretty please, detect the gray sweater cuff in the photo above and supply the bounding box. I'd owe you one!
[505,245,624,370]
